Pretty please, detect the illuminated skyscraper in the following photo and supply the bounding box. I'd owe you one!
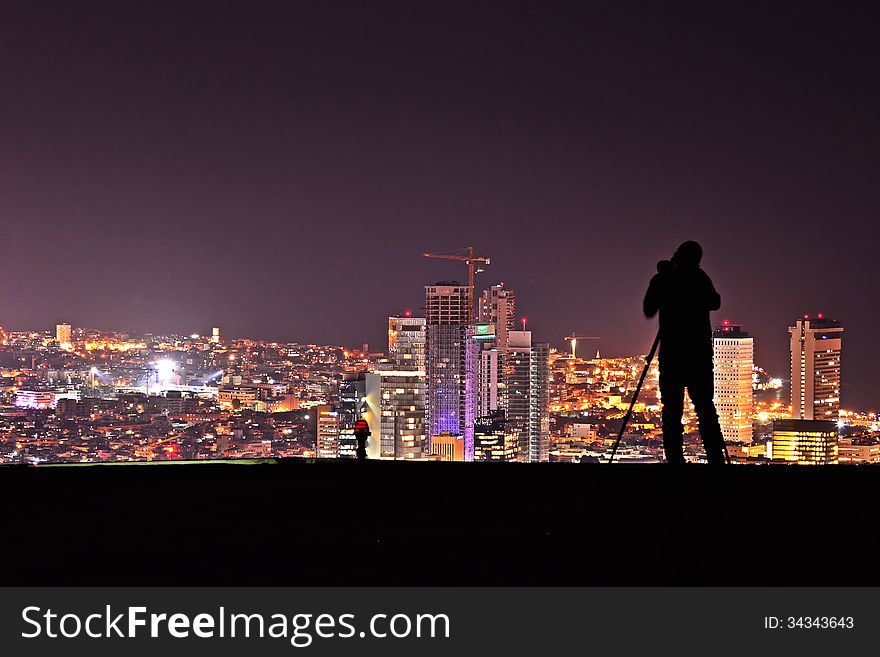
[478,344,501,417]
[478,283,516,350]
[388,315,426,370]
[365,369,427,459]
[713,323,754,443]
[55,323,72,348]
[316,404,340,459]
[505,330,550,462]
[425,282,476,460]
[476,283,516,421]
[337,373,367,459]
[789,316,843,420]
[212,327,221,344]
[772,419,838,464]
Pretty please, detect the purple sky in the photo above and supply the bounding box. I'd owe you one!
[1,2,879,407]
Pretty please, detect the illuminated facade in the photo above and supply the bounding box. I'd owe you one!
[388,316,426,369]
[771,419,838,464]
[789,317,843,420]
[712,323,754,443]
[478,283,516,350]
[55,323,72,349]
[478,345,501,416]
[367,369,427,459]
[838,439,880,464]
[337,373,367,459]
[431,432,465,461]
[316,404,340,458]
[425,283,476,459]
[474,411,517,461]
[15,389,56,410]
[505,330,550,462]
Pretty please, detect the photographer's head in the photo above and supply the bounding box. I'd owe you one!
[672,240,703,268]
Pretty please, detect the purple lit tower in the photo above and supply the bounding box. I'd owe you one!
[425,282,477,460]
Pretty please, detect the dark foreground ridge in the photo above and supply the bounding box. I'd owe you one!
[3,460,875,585]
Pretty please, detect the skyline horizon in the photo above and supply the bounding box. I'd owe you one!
[3,296,862,412]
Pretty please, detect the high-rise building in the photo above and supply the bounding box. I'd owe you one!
[789,316,843,420]
[772,419,838,464]
[478,344,502,417]
[338,373,368,459]
[425,282,477,460]
[532,341,550,462]
[478,283,516,350]
[475,283,516,426]
[474,410,517,461]
[212,327,221,344]
[505,330,550,462]
[713,322,754,443]
[366,369,427,459]
[388,315,426,370]
[55,323,72,348]
[376,315,429,459]
[316,404,340,459]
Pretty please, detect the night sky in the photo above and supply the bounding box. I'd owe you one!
[2,2,879,407]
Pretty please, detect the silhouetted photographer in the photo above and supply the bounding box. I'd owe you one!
[644,241,726,464]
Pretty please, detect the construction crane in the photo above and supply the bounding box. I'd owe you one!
[423,245,491,324]
[563,333,601,360]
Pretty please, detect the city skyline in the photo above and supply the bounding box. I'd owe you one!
[2,3,879,408]
[0,304,865,410]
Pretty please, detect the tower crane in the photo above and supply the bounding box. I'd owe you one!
[423,246,491,324]
[563,333,601,360]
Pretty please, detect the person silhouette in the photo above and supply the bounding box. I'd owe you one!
[643,241,726,464]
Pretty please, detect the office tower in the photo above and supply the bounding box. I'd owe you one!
[316,405,340,458]
[212,327,221,344]
[365,369,427,459]
[478,283,516,350]
[55,323,72,348]
[431,432,465,461]
[789,316,843,420]
[772,419,838,464]
[375,315,429,459]
[505,331,550,462]
[388,316,426,370]
[475,283,515,424]
[425,282,477,460]
[713,323,754,443]
[532,341,550,462]
[478,345,501,417]
[337,373,367,459]
[474,410,517,461]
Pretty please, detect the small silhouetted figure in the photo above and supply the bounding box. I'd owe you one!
[644,241,726,464]
[353,419,370,461]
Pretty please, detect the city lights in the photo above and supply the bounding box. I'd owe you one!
[0,300,874,467]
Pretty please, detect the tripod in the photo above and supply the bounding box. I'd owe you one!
[607,330,731,464]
